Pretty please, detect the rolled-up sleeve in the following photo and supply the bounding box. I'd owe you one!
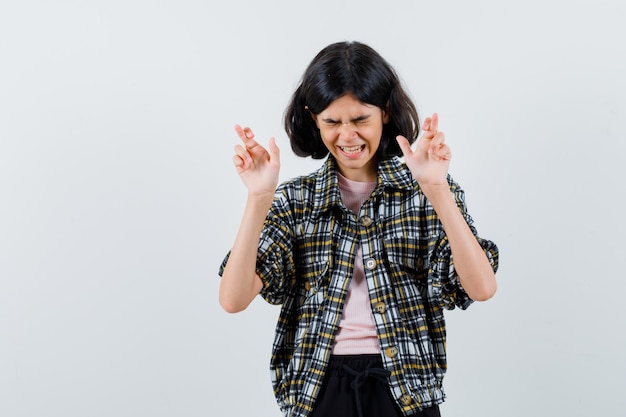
[218,190,296,306]
[427,178,500,310]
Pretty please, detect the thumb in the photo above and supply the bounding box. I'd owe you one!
[395,135,412,158]
[268,137,281,165]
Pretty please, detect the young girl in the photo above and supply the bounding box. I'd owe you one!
[219,41,499,417]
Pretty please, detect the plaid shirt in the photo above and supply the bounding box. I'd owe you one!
[220,156,499,417]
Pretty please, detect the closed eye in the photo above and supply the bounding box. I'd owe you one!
[321,119,340,126]
[321,115,371,126]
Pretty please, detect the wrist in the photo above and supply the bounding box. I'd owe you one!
[420,183,450,198]
[421,183,456,209]
[247,191,275,207]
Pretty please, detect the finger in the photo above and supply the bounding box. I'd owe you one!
[422,113,439,135]
[234,144,252,165]
[395,135,413,158]
[431,143,451,161]
[233,124,245,139]
[422,116,432,131]
[234,124,257,148]
[429,131,446,150]
[430,112,439,133]
[429,139,451,160]
[415,132,433,153]
[232,154,244,168]
[234,124,254,139]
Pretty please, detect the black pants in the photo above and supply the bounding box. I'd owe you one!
[311,354,441,417]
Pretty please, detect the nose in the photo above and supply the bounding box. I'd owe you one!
[338,122,358,141]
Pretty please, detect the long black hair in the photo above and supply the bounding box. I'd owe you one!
[284,41,420,160]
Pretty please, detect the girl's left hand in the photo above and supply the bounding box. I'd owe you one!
[396,112,451,186]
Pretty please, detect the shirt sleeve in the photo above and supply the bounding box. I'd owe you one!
[218,189,297,306]
[427,177,500,310]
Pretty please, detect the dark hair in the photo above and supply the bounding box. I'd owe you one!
[284,41,420,159]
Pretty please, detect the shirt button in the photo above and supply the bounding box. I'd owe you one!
[385,346,398,358]
[365,258,377,270]
[360,216,373,227]
[374,302,386,314]
[399,394,412,406]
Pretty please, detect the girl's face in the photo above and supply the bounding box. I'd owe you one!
[312,94,389,182]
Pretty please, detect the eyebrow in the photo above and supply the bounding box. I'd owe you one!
[321,114,371,124]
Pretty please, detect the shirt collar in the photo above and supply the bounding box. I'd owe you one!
[310,156,415,219]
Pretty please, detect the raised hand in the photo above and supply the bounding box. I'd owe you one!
[232,124,281,197]
[395,113,451,187]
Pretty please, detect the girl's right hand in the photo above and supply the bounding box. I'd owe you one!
[232,124,281,197]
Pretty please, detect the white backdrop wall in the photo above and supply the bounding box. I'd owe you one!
[1,1,625,416]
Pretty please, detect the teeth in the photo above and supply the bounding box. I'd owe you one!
[340,145,363,153]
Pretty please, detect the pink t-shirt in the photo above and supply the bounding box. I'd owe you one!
[332,172,380,355]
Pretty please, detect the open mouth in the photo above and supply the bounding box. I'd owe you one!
[339,145,365,154]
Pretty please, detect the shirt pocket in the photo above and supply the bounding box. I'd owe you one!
[293,259,330,345]
[383,236,432,335]
[296,259,329,300]
[384,236,428,293]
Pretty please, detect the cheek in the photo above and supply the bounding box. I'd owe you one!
[363,125,383,141]
[319,128,338,142]
[319,135,334,151]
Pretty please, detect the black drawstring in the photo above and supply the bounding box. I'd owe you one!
[342,364,391,417]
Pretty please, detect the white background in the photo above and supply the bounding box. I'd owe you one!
[1,1,625,416]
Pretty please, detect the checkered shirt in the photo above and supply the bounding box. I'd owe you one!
[219,156,499,416]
